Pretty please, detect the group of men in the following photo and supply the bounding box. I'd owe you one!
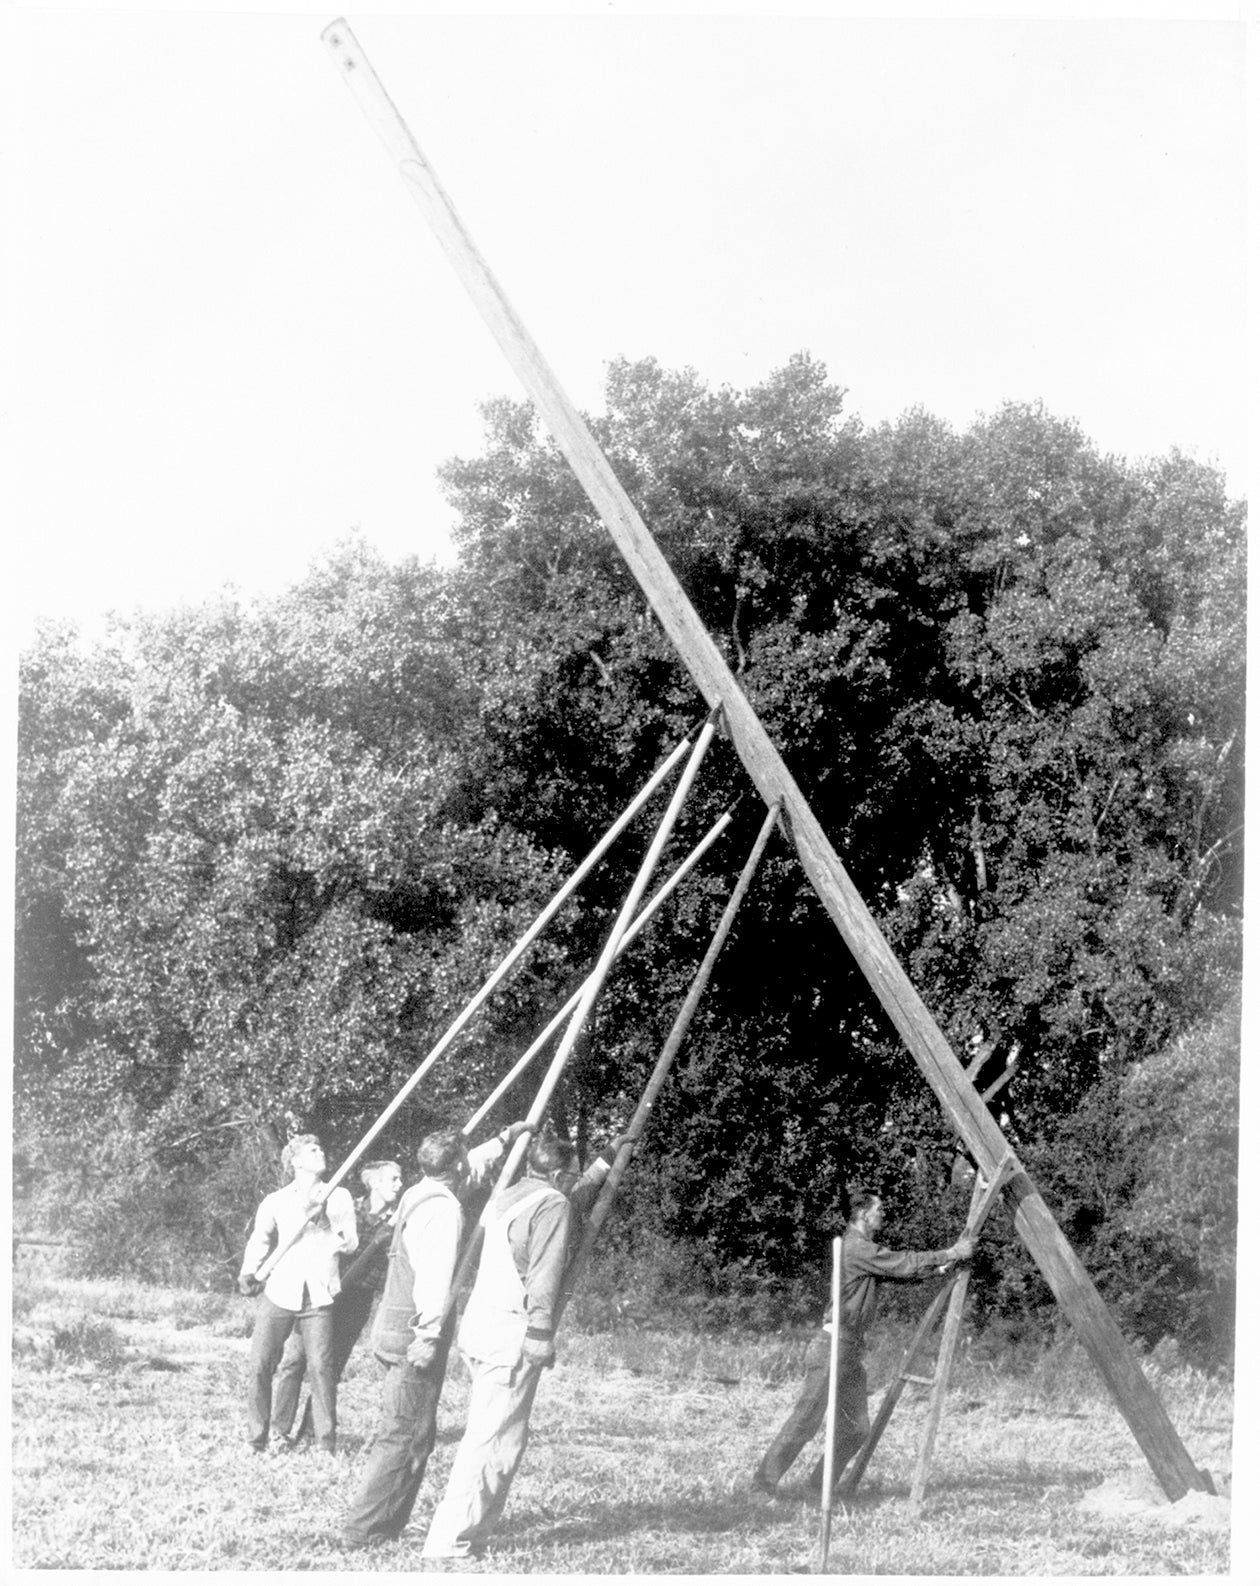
[238,1122,613,1560]
[239,1125,977,1561]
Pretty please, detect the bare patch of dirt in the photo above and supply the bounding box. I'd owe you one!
[1078,1467,1231,1531]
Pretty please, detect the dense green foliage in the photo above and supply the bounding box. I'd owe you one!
[15,357,1243,1363]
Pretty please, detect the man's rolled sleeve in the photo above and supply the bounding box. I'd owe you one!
[239,1197,278,1281]
[569,1156,610,1218]
[520,1195,572,1342]
[327,1186,359,1258]
[465,1135,507,1187]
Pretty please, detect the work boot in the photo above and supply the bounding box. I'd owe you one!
[753,1450,788,1493]
[340,1531,389,1553]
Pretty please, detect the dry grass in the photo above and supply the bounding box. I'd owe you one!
[10,1271,1235,1575]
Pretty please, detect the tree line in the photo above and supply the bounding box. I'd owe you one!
[16,355,1243,1365]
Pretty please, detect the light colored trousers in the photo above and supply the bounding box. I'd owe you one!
[421,1353,543,1558]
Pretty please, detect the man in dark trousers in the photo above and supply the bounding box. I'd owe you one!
[274,1157,403,1445]
[340,1121,530,1550]
[238,1134,358,1454]
[753,1186,975,1499]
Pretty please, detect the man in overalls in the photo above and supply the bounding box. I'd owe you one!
[340,1122,528,1550]
[421,1133,610,1562]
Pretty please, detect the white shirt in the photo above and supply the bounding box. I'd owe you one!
[240,1180,358,1311]
[398,1135,506,1342]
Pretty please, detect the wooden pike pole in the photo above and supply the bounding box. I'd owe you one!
[486,711,718,1195]
[438,712,720,1320]
[256,729,693,1281]
[816,1235,844,1573]
[464,803,737,1137]
[469,798,764,1350]
[561,800,781,1305]
[319,20,1210,1501]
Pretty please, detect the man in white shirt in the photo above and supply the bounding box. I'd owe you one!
[273,1157,404,1445]
[238,1134,358,1453]
[340,1121,528,1549]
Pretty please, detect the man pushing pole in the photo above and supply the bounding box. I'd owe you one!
[419,1131,617,1562]
[250,731,700,1288]
[340,1119,530,1551]
[754,1189,975,1501]
[416,720,719,1561]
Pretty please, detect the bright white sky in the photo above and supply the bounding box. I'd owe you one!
[4,3,1250,647]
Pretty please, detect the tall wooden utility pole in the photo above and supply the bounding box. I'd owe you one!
[321,19,1211,1501]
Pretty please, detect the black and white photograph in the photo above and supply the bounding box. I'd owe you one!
[8,1,1250,1577]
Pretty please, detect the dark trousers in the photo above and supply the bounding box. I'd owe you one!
[273,1285,376,1439]
[342,1335,454,1544]
[246,1295,336,1449]
[756,1329,869,1492]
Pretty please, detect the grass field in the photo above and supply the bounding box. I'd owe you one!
[10,1266,1235,1575]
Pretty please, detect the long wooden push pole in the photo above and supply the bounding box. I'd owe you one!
[256,728,693,1281]
[464,804,736,1137]
[562,799,781,1306]
[320,19,1208,1501]
[440,715,718,1324]
[323,727,695,1182]
[499,711,718,1175]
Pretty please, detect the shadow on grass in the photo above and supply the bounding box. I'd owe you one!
[493,1460,1098,1551]
[498,1487,808,1548]
[838,1464,1099,1507]
[926,1465,1099,1495]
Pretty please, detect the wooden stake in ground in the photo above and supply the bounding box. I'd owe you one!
[816,1235,844,1573]
[319,19,1211,1502]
